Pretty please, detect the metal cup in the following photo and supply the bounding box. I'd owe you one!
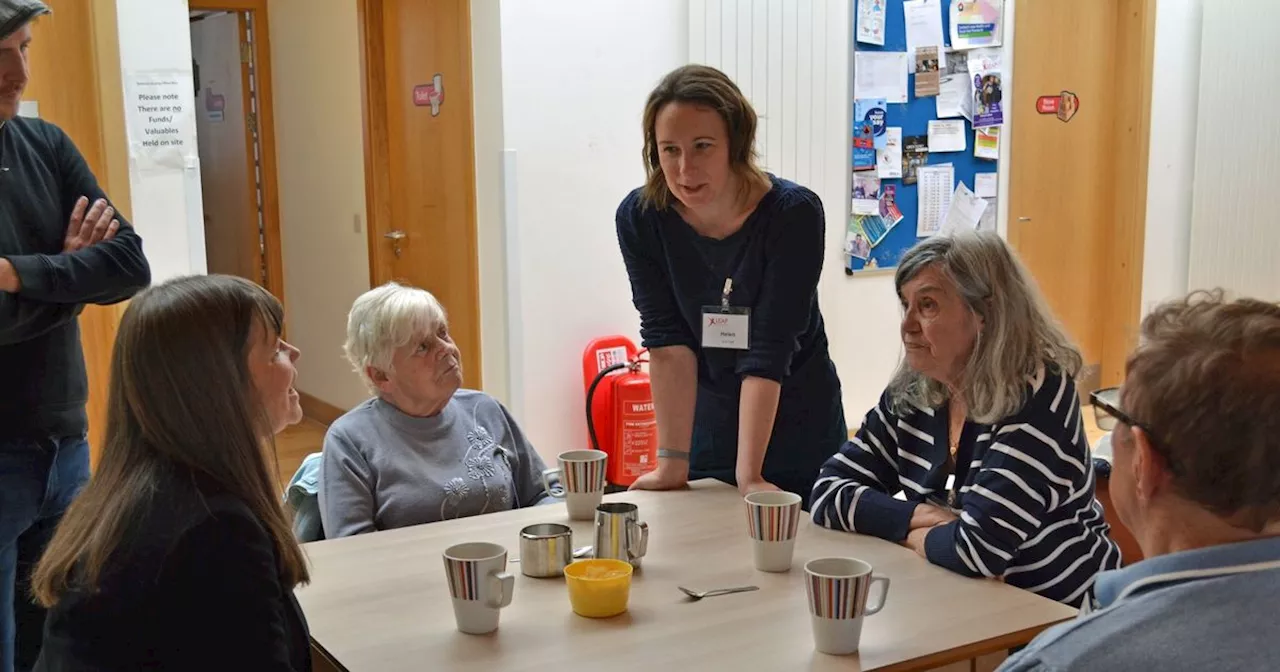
[593,502,648,569]
[518,523,573,578]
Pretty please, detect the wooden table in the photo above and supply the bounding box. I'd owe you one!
[297,481,1076,671]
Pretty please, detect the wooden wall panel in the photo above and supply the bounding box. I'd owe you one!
[27,0,128,467]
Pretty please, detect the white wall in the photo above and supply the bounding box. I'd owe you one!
[1140,0,1202,310]
[114,0,205,281]
[268,0,371,410]
[1186,1,1280,301]
[471,0,511,404]
[499,0,689,460]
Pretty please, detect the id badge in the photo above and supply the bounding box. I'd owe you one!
[701,306,751,350]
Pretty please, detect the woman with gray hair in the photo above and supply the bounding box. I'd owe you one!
[318,283,551,538]
[811,232,1119,606]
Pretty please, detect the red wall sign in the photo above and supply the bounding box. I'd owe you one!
[1036,91,1079,123]
[413,73,445,116]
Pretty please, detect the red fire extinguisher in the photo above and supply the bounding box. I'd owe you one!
[582,336,658,488]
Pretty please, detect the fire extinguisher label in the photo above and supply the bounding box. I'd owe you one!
[595,346,628,373]
[620,403,657,478]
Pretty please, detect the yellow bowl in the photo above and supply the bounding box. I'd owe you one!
[563,558,634,618]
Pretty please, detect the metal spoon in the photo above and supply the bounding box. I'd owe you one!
[678,585,760,600]
[513,546,593,563]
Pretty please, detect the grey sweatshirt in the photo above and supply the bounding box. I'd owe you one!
[319,390,551,538]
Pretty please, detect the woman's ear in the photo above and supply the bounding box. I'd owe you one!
[366,366,390,387]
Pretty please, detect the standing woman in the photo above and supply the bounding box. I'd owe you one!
[618,65,846,502]
[31,275,311,671]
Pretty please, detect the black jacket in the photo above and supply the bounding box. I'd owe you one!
[35,486,311,671]
[0,116,150,440]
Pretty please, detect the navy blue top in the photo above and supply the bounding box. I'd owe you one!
[615,176,846,502]
[0,117,150,440]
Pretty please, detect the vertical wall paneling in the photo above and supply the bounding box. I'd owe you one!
[751,0,769,162]
[690,0,847,243]
[1187,2,1280,300]
[690,0,708,64]
[780,1,797,179]
[691,0,865,416]
[793,0,813,187]
[765,0,784,174]
[706,0,722,72]
[736,1,753,99]
[721,0,738,77]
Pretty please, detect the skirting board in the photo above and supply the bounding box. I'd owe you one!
[298,391,346,426]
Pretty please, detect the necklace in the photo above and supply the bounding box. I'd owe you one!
[946,399,967,508]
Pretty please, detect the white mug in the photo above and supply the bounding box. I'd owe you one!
[804,557,890,655]
[443,542,516,635]
[744,491,802,572]
[541,449,608,520]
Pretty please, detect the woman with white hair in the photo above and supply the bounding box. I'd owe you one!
[319,283,551,538]
[811,232,1120,606]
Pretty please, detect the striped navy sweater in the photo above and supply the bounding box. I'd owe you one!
[811,366,1120,606]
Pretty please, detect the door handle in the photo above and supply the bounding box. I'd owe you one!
[1017,216,1032,222]
[384,230,406,257]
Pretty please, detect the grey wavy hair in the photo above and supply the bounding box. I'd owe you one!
[344,282,448,393]
[887,231,1082,423]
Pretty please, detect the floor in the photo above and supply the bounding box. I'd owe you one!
[275,418,327,488]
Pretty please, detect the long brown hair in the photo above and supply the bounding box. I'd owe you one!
[33,275,309,606]
[640,64,769,211]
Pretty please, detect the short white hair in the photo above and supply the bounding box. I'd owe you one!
[344,282,448,392]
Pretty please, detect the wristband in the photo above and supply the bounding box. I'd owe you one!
[657,448,690,461]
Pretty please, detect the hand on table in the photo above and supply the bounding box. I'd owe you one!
[736,477,781,497]
[904,527,932,558]
[909,503,958,529]
[628,463,689,491]
[64,197,120,253]
[903,504,958,558]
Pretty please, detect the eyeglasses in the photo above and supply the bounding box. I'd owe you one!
[1090,386,1181,476]
[1089,387,1132,432]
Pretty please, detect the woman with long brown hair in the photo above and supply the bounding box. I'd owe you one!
[617,65,847,504]
[30,275,311,671]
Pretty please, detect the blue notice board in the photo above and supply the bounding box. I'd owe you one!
[848,0,1001,274]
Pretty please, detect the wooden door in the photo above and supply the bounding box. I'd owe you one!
[359,0,483,388]
[192,11,262,284]
[26,0,126,465]
[189,0,285,305]
[1007,0,1154,389]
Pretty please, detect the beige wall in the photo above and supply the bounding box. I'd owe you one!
[268,0,370,411]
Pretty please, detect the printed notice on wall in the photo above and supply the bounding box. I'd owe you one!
[124,70,196,173]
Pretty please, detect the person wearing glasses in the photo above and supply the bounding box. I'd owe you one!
[811,232,1120,607]
[1000,291,1280,671]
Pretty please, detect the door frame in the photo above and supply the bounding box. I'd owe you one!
[355,0,393,288]
[188,0,285,306]
[355,0,485,384]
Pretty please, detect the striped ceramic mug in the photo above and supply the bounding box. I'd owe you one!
[803,557,890,655]
[541,449,608,520]
[442,542,515,635]
[744,491,802,572]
